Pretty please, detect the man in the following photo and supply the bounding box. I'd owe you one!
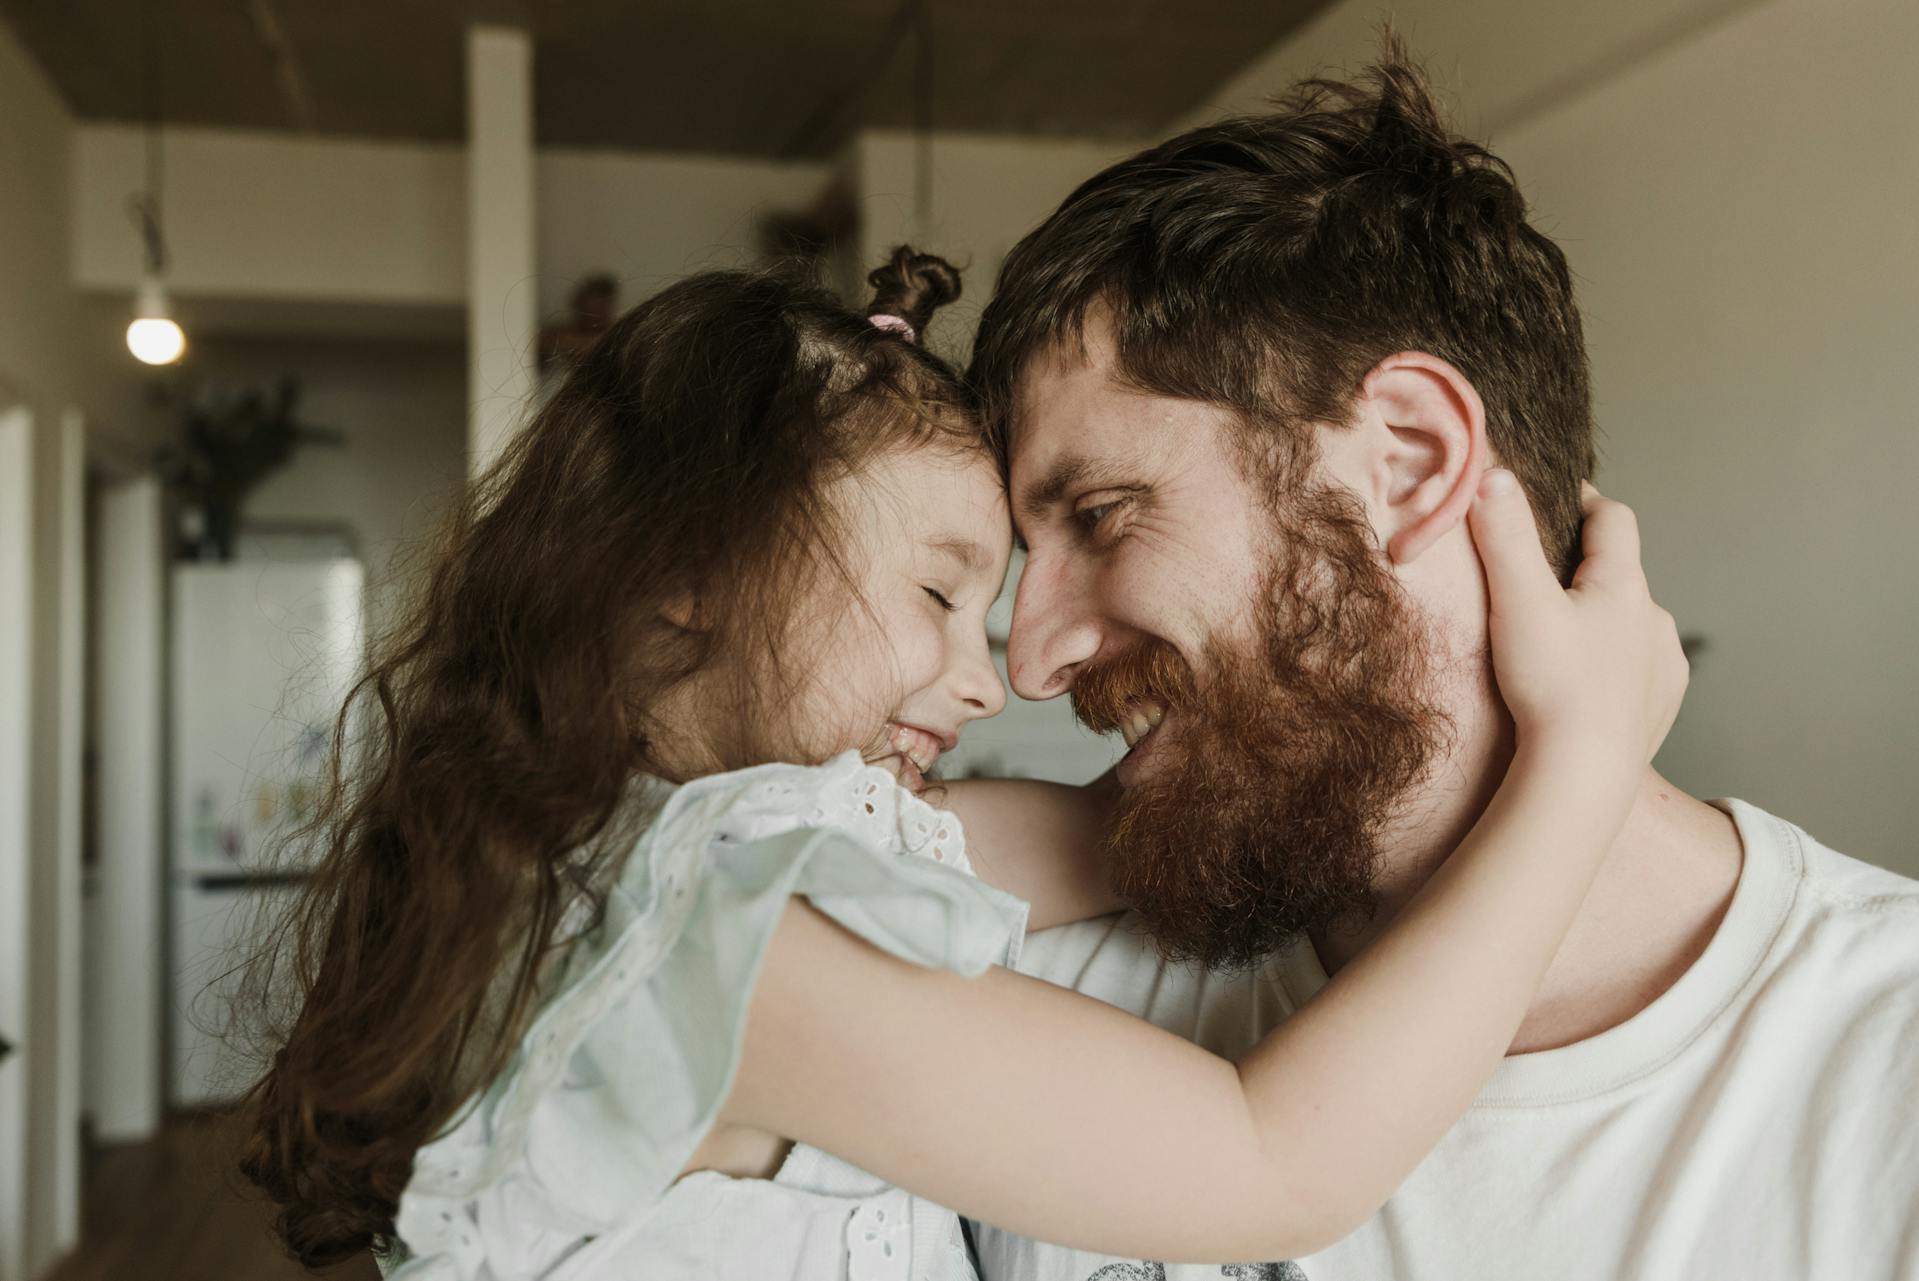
[964,46,1919,1281]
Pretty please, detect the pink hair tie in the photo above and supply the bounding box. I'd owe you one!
[868,313,916,343]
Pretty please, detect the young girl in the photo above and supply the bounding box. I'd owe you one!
[240,249,1683,1278]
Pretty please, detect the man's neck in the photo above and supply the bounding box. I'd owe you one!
[1313,762,1745,1054]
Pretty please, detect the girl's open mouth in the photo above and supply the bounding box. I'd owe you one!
[871,721,953,791]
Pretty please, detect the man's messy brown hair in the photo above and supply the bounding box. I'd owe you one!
[970,36,1593,574]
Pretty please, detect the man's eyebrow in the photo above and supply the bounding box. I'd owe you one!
[1015,454,1094,525]
[924,535,993,574]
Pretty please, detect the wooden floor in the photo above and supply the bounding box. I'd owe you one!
[43,1113,380,1281]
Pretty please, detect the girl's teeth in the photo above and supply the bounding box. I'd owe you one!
[890,724,940,773]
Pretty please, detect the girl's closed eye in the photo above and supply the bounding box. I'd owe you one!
[924,586,959,613]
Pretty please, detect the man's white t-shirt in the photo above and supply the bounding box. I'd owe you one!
[972,800,1919,1281]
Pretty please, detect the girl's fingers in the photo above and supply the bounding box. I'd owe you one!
[1571,490,1644,593]
[1467,469,1561,619]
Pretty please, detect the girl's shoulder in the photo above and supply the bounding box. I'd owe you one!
[386,752,1024,1281]
[638,750,979,883]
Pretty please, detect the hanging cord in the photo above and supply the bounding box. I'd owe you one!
[780,0,920,159]
[913,0,933,239]
[127,0,168,276]
[128,195,168,277]
[245,0,317,131]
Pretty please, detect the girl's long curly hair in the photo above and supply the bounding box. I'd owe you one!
[237,249,971,1268]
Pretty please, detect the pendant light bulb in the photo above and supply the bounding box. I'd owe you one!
[127,276,185,366]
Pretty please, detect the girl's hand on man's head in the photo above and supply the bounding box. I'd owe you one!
[1469,470,1687,767]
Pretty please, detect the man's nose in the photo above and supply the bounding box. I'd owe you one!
[1006,550,1101,701]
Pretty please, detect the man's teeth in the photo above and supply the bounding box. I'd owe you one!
[1118,702,1167,749]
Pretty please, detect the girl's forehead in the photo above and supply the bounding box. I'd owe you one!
[847,445,1013,562]
[858,442,1005,506]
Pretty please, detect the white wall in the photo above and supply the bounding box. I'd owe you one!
[1498,0,1919,872]
[466,26,537,471]
[537,148,829,319]
[1181,0,1766,138]
[1183,0,1917,874]
[0,14,87,1273]
[71,124,834,322]
[186,337,469,639]
[1,16,81,402]
[71,125,468,307]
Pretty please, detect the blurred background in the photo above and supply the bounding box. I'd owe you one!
[1,0,1914,1277]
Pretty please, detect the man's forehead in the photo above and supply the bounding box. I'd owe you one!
[1009,332,1099,424]
[1006,334,1223,499]
[1006,320,1127,473]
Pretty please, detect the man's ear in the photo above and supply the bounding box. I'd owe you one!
[1356,353,1488,566]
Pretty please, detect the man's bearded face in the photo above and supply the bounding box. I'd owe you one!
[1071,480,1450,970]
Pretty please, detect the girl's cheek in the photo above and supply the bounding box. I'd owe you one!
[919,620,958,688]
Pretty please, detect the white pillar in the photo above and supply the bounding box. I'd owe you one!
[466,25,537,473]
[87,474,165,1143]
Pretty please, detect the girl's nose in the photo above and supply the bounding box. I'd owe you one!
[954,643,1007,720]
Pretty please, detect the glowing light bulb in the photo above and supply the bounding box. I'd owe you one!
[127,277,186,365]
[127,317,186,365]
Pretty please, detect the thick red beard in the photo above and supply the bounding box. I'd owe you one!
[1073,483,1450,970]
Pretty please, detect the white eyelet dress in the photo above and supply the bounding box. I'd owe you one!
[381,751,1029,1281]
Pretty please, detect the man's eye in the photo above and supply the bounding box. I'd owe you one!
[1076,502,1119,533]
[923,586,958,612]
[1074,494,1128,536]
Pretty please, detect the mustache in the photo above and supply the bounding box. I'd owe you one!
[1070,639,1198,735]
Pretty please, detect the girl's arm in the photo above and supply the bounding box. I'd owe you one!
[722,476,1686,1261]
[936,772,1122,929]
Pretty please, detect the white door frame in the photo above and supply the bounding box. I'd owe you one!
[0,403,87,1280]
[0,404,35,1281]
[85,472,164,1141]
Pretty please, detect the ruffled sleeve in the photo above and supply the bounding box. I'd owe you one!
[388,754,1027,1281]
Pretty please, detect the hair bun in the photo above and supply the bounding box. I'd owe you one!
[864,245,962,339]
